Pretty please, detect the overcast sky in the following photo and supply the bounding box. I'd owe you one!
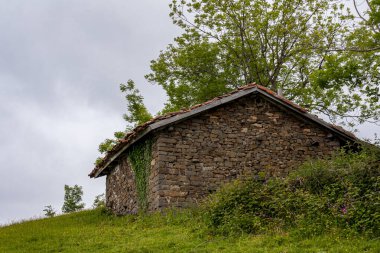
[0,0,179,225]
[0,0,378,225]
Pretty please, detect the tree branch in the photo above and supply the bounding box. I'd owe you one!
[353,0,368,23]
[325,46,380,52]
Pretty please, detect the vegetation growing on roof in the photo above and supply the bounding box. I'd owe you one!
[95,131,125,167]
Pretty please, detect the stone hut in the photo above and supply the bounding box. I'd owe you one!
[89,84,357,215]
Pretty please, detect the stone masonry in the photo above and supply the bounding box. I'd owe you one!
[105,93,343,215]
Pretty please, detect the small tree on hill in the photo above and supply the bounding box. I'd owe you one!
[92,193,105,209]
[43,205,56,217]
[62,184,85,213]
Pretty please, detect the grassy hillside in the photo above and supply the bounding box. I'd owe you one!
[0,208,379,253]
[2,147,379,252]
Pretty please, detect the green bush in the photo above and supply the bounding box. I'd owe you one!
[290,146,380,235]
[203,178,327,235]
[203,146,380,236]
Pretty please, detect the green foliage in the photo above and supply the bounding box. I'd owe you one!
[203,178,324,235]
[94,80,152,166]
[95,131,126,166]
[93,82,153,205]
[146,37,239,112]
[92,194,105,209]
[203,146,380,236]
[127,139,153,213]
[289,146,380,235]
[120,80,153,125]
[97,138,116,155]
[355,0,380,39]
[94,0,379,167]
[62,185,85,213]
[43,205,56,218]
[308,0,380,124]
[146,0,379,124]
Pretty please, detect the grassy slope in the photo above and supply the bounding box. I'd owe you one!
[0,208,379,253]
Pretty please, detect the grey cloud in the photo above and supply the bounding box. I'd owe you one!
[0,0,177,110]
[0,0,178,224]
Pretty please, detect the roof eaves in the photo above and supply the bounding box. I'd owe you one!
[93,125,154,178]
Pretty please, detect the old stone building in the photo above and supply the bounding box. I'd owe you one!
[89,84,357,215]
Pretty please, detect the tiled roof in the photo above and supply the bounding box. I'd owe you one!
[89,83,357,178]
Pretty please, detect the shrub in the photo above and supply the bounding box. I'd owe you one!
[289,146,380,235]
[203,146,380,236]
[203,178,328,235]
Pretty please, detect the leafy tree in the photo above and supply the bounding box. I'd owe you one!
[147,37,239,113]
[92,193,105,209]
[309,0,380,125]
[95,80,152,165]
[62,185,85,213]
[43,205,56,217]
[94,0,379,165]
[120,80,153,125]
[353,0,380,39]
[145,0,379,125]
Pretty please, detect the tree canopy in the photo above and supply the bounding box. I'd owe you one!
[95,0,379,164]
[146,0,379,125]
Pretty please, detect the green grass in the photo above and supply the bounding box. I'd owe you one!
[0,208,379,253]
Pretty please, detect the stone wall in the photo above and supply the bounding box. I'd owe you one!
[154,94,341,209]
[106,137,161,215]
[148,138,161,210]
[106,94,342,213]
[106,157,138,214]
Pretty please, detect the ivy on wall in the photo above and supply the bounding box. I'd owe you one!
[127,138,153,213]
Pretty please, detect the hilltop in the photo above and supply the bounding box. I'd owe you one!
[0,208,379,253]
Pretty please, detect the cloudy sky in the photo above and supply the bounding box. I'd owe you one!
[0,0,179,225]
[0,0,378,225]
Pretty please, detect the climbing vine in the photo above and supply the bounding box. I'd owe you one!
[127,138,153,213]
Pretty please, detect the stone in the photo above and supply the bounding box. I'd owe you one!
[105,94,345,215]
[241,128,248,133]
